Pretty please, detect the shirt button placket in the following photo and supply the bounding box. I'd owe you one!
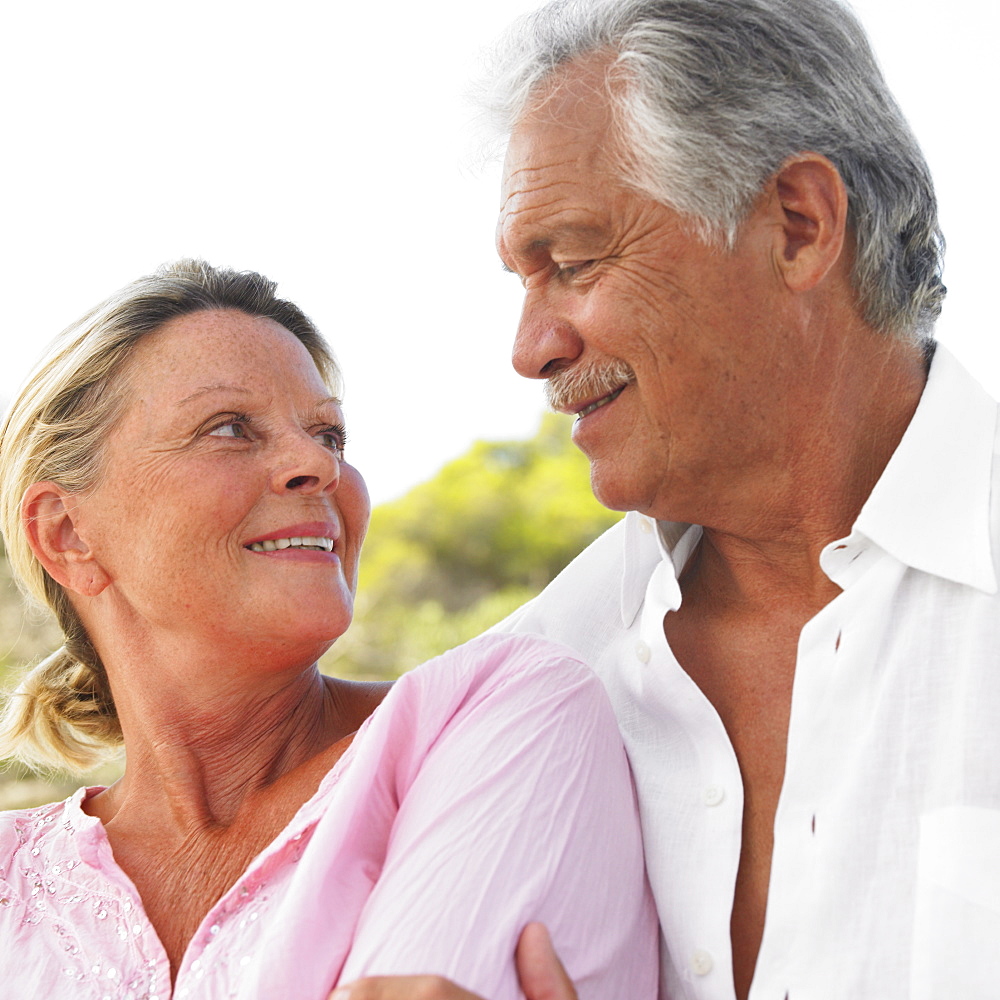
[691,948,714,976]
[703,784,725,807]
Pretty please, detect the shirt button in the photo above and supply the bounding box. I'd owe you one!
[703,785,725,807]
[639,518,653,534]
[691,949,714,975]
[635,641,651,663]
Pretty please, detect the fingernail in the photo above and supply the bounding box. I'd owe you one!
[330,990,351,1000]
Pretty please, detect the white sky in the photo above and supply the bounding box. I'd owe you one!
[2,0,996,505]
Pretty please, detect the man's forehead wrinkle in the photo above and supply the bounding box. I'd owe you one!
[501,181,607,235]
[503,150,608,194]
[507,191,604,226]
[503,171,583,202]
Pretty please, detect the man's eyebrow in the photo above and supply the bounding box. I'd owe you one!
[177,384,251,406]
[507,223,609,258]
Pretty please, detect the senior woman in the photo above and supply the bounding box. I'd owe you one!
[0,260,657,1000]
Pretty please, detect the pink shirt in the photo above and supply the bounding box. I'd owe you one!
[0,633,658,999]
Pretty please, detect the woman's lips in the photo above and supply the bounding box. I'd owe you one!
[246,535,335,553]
[244,521,341,555]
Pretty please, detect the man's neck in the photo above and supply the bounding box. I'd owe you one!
[672,329,930,599]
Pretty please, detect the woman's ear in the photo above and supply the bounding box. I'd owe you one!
[769,153,850,292]
[21,482,110,597]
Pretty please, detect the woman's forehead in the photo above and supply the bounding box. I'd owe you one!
[126,310,333,401]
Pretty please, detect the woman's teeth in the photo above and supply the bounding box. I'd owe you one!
[247,536,335,553]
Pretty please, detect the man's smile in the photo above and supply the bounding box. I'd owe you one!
[576,384,628,420]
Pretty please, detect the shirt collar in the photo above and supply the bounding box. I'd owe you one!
[851,343,998,594]
[620,511,698,626]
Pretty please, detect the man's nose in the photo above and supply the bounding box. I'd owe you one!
[512,296,585,380]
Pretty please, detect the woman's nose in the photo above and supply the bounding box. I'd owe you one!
[272,434,341,495]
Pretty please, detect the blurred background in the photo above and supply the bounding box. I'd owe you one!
[1,0,996,805]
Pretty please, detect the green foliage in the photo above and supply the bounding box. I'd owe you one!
[321,413,620,679]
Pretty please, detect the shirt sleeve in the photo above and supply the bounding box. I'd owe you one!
[336,633,659,1000]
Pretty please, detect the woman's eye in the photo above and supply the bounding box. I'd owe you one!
[314,428,345,459]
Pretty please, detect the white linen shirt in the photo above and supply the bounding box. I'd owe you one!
[494,345,1000,1000]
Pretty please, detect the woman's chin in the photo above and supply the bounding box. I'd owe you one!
[273,585,354,629]
[236,596,353,667]
[292,601,354,646]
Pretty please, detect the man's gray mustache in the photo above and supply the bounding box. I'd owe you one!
[545,359,637,412]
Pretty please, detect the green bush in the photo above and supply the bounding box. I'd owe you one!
[322,413,620,678]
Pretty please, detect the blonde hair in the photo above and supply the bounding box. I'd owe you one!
[0,259,340,773]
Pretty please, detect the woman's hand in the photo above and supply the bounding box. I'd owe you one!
[328,923,578,1000]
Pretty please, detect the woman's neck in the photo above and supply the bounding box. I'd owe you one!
[94,665,343,826]
[80,661,391,984]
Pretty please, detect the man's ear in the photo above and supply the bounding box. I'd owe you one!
[769,153,849,292]
[21,482,110,597]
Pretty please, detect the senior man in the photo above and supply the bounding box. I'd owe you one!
[334,0,1000,998]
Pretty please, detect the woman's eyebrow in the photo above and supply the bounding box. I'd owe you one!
[175,389,343,415]
[177,384,252,407]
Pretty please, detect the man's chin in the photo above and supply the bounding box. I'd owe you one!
[588,464,644,515]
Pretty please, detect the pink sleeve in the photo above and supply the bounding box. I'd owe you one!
[337,634,659,1000]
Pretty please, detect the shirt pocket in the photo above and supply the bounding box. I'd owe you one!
[910,806,1000,1000]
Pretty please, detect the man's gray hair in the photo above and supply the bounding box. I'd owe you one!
[483,0,945,342]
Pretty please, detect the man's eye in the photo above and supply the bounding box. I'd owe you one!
[556,260,595,278]
[208,419,249,439]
